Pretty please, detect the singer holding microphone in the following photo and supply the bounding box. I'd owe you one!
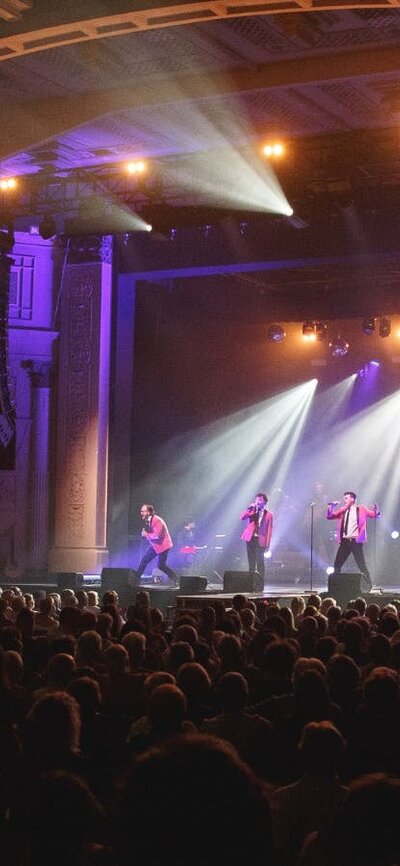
[135,503,177,585]
[326,491,380,592]
[240,493,273,587]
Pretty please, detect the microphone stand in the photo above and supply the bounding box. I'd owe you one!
[372,513,377,590]
[310,502,315,592]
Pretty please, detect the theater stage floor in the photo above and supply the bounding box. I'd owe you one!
[2,576,399,616]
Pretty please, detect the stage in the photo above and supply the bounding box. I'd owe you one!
[1,575,400,615]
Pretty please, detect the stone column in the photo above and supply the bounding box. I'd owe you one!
[107,272,136,564]
[26,361,51,572]
[48,236,112,574]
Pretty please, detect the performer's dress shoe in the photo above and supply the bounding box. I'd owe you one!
[360,573,372,593]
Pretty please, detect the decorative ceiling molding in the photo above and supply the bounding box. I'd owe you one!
[1,43,400,162]
[0,0,399,60]
[0,0,31,23]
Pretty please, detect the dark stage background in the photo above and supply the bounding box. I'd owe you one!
[126,279,400,587]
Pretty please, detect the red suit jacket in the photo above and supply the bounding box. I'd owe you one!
[326,503,379,544]
[240,507,273,549]
[142,515,173,554]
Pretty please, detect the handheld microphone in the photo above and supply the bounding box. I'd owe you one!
[328,501,339,507]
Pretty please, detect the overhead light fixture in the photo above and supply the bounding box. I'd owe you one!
[356,360,380,379]
[302,322,316,341]
[126,160,146,175]
[0,177,17,192]
[287,213,308,230]
[362,317,376,335]
[334,190,354,211]
[262,142,285,159]
[267,324,286,343]
[39,214,57,239]
[329,336,349,358]
[0,219,15,252]
[379,317,391,338]
[315,321,327,341]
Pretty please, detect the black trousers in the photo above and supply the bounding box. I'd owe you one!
[334,539,372,590]
[136,546,177,582]
[246,537,265,579]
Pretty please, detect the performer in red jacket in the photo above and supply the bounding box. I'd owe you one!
[136,503,177,585]
[240,492,273,584]
[326,491,380,592]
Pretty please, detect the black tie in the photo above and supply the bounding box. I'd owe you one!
[343,508,350,537]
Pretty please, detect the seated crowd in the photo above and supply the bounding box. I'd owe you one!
[1,584,400,865]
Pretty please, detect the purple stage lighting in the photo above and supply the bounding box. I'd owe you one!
[356,360,380,378]
[362,317,376,335]
[329,336,349,358]
[267,324,286,343]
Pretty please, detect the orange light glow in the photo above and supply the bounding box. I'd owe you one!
[262,142,285,158]
[126,160,146,175]
[0,177,17,191]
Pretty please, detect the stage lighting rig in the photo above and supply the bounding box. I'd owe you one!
[125,160,147,175]
[362,317,376,335]
[0,177,16,192]
[267,324,286,343]
[379,317,391,338]
[329,336,349,358]
[262,142,285,159]
[39,214,57,239]
[302,321,316,341]
[356,360,379,379]
[315,322,327,341]
[287,213,308,229]
[0,220,15,253]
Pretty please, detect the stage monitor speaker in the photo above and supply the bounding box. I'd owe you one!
[101,568,138,592]
[55,572,84,590]
[328,572,362,606]
[223,571,263,593]
[179,575,208,594]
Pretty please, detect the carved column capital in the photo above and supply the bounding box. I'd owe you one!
[22,360,52,388]
[68,234,113,264]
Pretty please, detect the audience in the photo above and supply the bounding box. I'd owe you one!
[272,721,348,866]
[116,734,276,866]
[2,582,400,866]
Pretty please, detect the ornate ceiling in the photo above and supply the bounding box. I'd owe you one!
[1,2,400,179]
[2,0,400,315]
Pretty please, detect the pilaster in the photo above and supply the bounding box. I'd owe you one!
[49,236,112,573]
